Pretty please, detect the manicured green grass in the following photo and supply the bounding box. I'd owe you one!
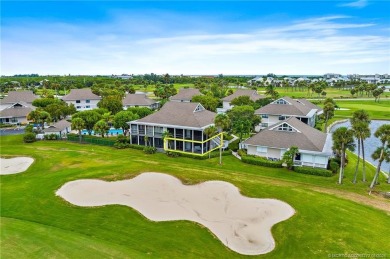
[258,87,390,100]
[1,135,389,258]
[333,100,390,120]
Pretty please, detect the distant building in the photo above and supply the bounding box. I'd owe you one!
[0,91,38,125]
[323,73,342,79]
[43,119,72,137]
[169,88,203,102]
[62,88,101,111]
[122,94,159,110]
[220,89,266,113]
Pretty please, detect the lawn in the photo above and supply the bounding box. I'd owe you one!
[1,135,389,258]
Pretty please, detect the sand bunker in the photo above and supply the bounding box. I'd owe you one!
[56,172,294,255]
[1,157,34,175]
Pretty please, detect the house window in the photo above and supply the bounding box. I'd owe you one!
[76,106,81,109]
[86,100,90,103]
[86,105,90,109]
[261,114,268,118]
[261,123,268,127]
[277,123,293,132]
[76,100,81,103]
[256,146,267,153]
[279,116,287,120]
[275,99,288,104]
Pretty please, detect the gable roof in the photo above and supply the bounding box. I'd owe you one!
[255,96,319,117]
[169,88,202,101]
[0,105,34,118]
[1,91,38,104]
[44,119,71,133]
[244,117,328,152]
[62,88,101,101]
[130,102,216,128]
[122,94,158,106]
[296,99,323,113]
[222,89,265,102]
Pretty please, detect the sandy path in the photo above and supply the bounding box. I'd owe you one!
[1,157,34,175]
[56,172,295,255]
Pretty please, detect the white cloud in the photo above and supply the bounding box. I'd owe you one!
[339,0,369,8]
[1,15,389,75]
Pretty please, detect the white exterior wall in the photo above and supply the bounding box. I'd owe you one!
[65,99,99,111]
[259,115,280,129]
[0,116,29,124]
[299,153,329,169]
[246,145,329,168]
[124,104,152,110]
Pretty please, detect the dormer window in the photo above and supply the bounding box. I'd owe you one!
[194,104,204,112]
[275,99,288,104]
[277,123,293,132]
[279,116,288,120]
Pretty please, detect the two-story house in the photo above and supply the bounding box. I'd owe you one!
[255,97,322,130]
[0,91,38,125]
[128,102,221,155]
[62,88,101,111]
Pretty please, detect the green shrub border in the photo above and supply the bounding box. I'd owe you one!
[293,166,333,177]
[241,155,283,168]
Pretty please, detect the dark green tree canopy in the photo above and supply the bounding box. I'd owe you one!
[97,96,123,115]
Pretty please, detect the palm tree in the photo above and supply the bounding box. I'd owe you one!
[369,124,390,189]
[204,126,218,158]
[71,117,85,143]
[162,131,173,150]
[93,120,109,138]
[350,110,371,182]
[332,127,355,184]
[214,114,231,133]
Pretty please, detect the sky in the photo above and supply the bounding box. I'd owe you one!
[1,1,390,76]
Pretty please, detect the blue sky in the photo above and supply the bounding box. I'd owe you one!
[2,1,389,75]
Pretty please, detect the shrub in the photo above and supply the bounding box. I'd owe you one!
[328,158,340,174]
[44,134,58,140]
[223,133,233,141]
[114,143,129,149]
[293,166,333,177]
[23,133,36,143]
[228,139,240,152]
[237,149,247,157]
[25,124,34,133]
[166,151,180,157]
[143,146,157,154]
[241,156,283,168]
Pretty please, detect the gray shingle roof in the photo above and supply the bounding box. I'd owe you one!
[222,89,265,102]
[62,88,101,101]
[131,102,216,128]
[44,119,71,133]
[169,88,202,101]
[122,94,158,106]
[244,117,328,152]
[1,91,38,104]
[255,96,318,116]
[0,106,33,118]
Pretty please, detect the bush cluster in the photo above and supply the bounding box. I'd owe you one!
[228,139,240,152]
[23,133,36,143]
[143,146,157,154]
[44,134,59,140]
[241,156,283,168]
[293,166,333,177]
[237,149,247,157]
[328,158,340,174]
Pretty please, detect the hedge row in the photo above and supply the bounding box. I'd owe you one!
[241,156,283,168]
[293,166,333,177]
